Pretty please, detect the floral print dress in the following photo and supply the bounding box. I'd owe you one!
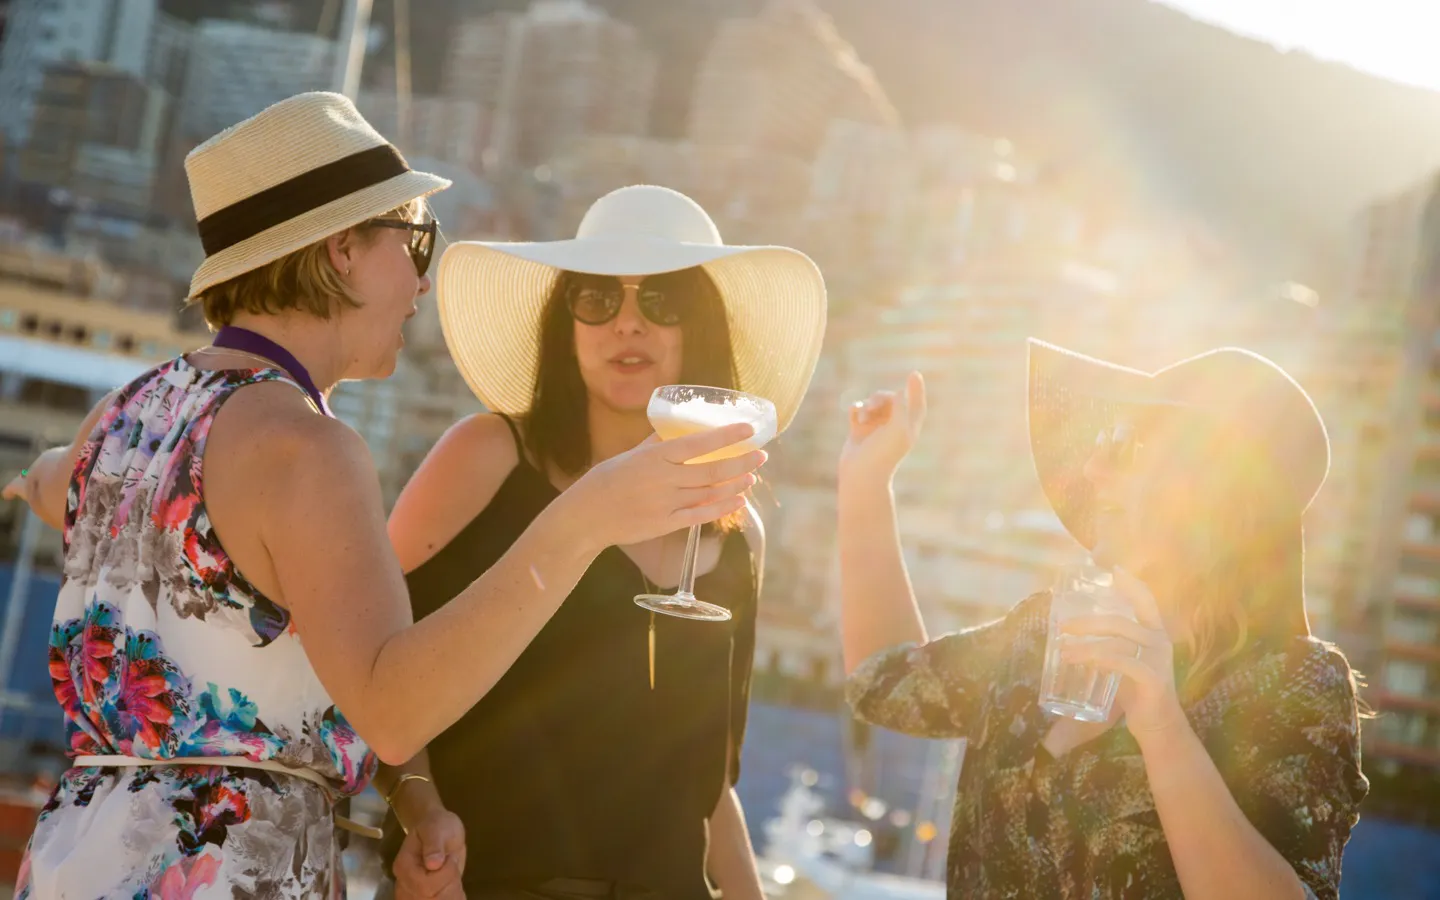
[845,591,1369,900]
[17,357,376,900]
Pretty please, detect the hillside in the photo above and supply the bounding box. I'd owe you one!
[165,0,1440,274]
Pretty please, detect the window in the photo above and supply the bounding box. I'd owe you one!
[1395,573,1440,597]
[18,378,90,413]
[1405,513,1437,543]
[1390,613,1440,645]
[1377,710,1430,746]
[1386,660,1430,697]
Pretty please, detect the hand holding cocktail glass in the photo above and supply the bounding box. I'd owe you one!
[635,385,778,622]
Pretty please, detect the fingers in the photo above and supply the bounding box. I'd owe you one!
[434,882,465,900]
[1060,615,1166,649]
[394,854,463,900]
[1060,635,1140,659]
[904,371,927,430]
[678,450,766,487]
[1059,642,1156,686]
[1,478,21,501]
[672,494,747,529]
[399,861,463,900]
[680,473,757,509]
[660,422,756,464]
[1112,567,1164,629]
[851,391,895,428]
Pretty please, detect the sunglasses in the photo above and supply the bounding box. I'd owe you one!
[1093,422,1143,469]
[367,218,438,277]
[565,275,687,327]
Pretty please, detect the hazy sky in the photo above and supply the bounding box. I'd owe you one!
[1156,0,1440,91]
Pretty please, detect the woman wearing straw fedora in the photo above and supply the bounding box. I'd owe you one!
[376,185,826,900]
[836,341,1368,899]
[1,101,765,899]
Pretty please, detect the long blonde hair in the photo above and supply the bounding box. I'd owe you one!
[1148,431,1309,700]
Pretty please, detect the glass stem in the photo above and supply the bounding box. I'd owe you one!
[677,524,702,597]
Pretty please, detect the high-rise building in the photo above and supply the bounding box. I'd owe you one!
[0,239,196,563]
[17,62,167,215]
[689,0,899,163]
[444,0,656,172]
[355,91,485,171]
[0,0,160,145]
[547,134,811,241]
[1314,174,1440,797]
[175,20,333,144]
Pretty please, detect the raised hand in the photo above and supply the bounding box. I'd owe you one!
[839,371,927,483]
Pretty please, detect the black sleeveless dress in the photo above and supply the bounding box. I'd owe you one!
[381,417,759,898]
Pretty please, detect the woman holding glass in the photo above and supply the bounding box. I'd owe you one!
[838,340,1368,899]
[0,97,765,899]
[377,185,827,899]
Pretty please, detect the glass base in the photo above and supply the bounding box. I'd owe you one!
[1040,698,1112,723]
[634,593,732,622]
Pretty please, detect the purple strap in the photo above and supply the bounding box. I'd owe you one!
[212,326,333,417]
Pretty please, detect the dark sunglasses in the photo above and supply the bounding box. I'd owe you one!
[367,218,438,277]
[565,275,687,327]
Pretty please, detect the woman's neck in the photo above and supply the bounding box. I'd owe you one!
[223,312,346,394]
[586,397,654,465]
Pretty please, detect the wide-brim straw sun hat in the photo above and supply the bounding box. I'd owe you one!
[1027,338,1330,553]
[437,184,828,433]
[185,91,451,299]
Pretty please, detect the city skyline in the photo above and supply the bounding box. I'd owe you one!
[0,0,1439,885]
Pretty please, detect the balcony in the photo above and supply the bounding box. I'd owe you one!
[1384,639,1440,664]
[1368,740,1440,770]
[1402,540,1440,564]
[1373,691,1440,717]
[1414,484,1440,514]
[1395,591,1440,613]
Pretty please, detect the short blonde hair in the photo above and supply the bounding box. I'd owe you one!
[193,199,427,329]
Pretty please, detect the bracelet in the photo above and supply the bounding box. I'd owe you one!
[383,772,432,807]
[384,773,434,834]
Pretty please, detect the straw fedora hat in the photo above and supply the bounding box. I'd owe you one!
[1027,338,1330,553]
[185,91,451,299]
[437,185,828,432]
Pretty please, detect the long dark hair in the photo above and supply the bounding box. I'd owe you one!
[524,266,739,477]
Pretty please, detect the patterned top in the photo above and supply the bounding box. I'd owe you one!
[845,592,1368,900]
[18,357,375,900]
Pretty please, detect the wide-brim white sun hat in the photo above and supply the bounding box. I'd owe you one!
[185,91,451,299]
[438,184,828,432]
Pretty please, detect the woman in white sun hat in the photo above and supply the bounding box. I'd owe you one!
[1,99,764,899]
[379,184,826,900]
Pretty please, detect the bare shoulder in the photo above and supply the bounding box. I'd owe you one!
[201,382,379,602]
[213,382,371,478]
[388,413,523,572]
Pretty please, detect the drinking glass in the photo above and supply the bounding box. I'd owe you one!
[634,384,777,621]
[1039,562,1138,722]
